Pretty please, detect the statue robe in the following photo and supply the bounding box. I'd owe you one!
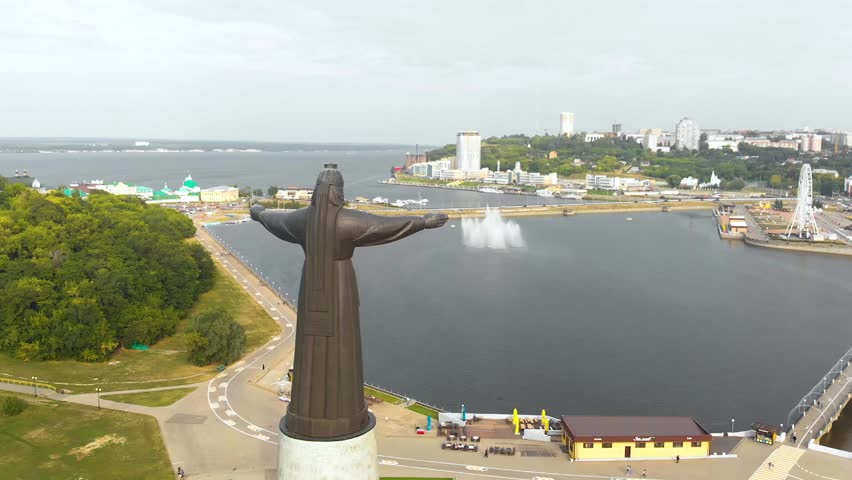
[254,207,427,439]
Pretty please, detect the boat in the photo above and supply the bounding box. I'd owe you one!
[626,217,633,221]
[661,206,671,212]
[391,200,406,208]
[536,189,555,197]
[371,197,388,204]
[477,186,503,194]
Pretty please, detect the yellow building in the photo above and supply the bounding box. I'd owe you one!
[200,186,239,203]
[560,416,711,461]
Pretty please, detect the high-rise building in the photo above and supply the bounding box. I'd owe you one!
[559,112,575,136]
[456,131,481,171]
[612,123,623,136]
[675,118,700,151]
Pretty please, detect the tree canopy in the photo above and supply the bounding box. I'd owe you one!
[0,188,214,361]
[184,309,246,366]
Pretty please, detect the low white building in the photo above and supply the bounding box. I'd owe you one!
[813,168,839,178]
[699,170,721,189]
[438,169,466,181]
[585,174,651,191]
[844,176,852,195]
[642,134,658,151]
[585,133,606,142]
[276,188,313,201]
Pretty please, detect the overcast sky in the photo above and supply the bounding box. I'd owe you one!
[1,0,850,144]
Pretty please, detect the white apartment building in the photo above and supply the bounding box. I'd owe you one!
[410,159,452,178]
[675,117,700,150]
[845,176,852,195]
[642,134,658,150]
[456,131,481,171]
[560,112,575,136]
[585,133,606,142]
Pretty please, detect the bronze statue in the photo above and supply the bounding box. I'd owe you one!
[250,164,447,440]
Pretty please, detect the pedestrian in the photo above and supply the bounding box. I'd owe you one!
[484,450,488,458]
[177,466,185,478]
[262,364,265,370]
[767,461,773,469]
[626,465,631,476]
[676,454,680,463]
[642,468,646,478]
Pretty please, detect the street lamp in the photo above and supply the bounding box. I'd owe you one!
[31,376,38,397]
[95,388,102,410]
[731,418,735,433]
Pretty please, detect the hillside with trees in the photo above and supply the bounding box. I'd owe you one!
[426,134,852,193]
[0,184,214,361]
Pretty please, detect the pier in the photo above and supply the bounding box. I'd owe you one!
[787,347,852,450]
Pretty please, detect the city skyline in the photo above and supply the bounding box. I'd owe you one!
[2,1,852,143]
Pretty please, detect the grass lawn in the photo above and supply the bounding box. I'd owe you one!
[407,403,440,419]
[0,393,173,480]
[0,262,280,394]
[102,387,197,407]
[364,386,404,405]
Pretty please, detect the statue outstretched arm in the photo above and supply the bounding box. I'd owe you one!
[250,204,305,245]
[349,211,447,247]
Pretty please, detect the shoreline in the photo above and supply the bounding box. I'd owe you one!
[743,235,852,257]
[352,201,714,219]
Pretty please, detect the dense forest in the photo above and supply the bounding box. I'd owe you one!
[427,134,852,194]
[0,183,214,361]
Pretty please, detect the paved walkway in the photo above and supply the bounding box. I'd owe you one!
[790,357,852,449]
[746,445,803,480]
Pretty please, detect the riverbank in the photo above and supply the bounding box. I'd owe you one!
[743,236,852,257]
[353,201,714,219]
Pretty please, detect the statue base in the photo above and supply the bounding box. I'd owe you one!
[277,414,379,480]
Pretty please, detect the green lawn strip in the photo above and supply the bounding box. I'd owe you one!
[406,403,440,419]
[0,262,280,394]
[0,393,173,480]
[364,385,405,405]
[102,387,197,407]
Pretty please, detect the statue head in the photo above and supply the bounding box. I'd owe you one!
[312,163,344,207]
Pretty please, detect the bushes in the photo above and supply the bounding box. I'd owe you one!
[1,396,27,416]
[185,310,246,366]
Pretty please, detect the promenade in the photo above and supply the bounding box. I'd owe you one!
[788,347,852,449]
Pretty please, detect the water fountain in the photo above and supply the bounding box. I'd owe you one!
[461,207,525,249]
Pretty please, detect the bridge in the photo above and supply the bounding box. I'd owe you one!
[787,346,852,450]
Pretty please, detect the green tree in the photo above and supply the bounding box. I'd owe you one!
[267,185,281,197]
[769,175,784,189]
[185,310,246,366]
[596,155,620,172]
[1,396,27,416]
[667,175,682,188]
[253,188,264,197]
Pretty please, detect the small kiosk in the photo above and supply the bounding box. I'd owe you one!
[751,423,780,445]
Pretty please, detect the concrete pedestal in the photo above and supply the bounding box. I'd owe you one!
[277,417,378,480]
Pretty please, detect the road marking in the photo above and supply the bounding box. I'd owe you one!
[255,434,270,441]
[467,466,488,471]
[379,460,399,466]
[225,410,236,416]
[287,323,293,328]
[247,424,261,432]
[210,402,219,409]
[217,372,228,378]
[208,387,216,393]
[378,455,615,479]
[219,382,229,389]
[235,367,245,373]
[223,419,236,426]
[532,477,555,480]
[218,395,226,402]
[267,346,275,350]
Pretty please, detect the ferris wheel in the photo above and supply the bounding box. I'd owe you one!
[785,164,820,238]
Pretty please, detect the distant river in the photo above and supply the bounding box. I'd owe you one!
[210,210,852,442]
[0,150,574,209]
